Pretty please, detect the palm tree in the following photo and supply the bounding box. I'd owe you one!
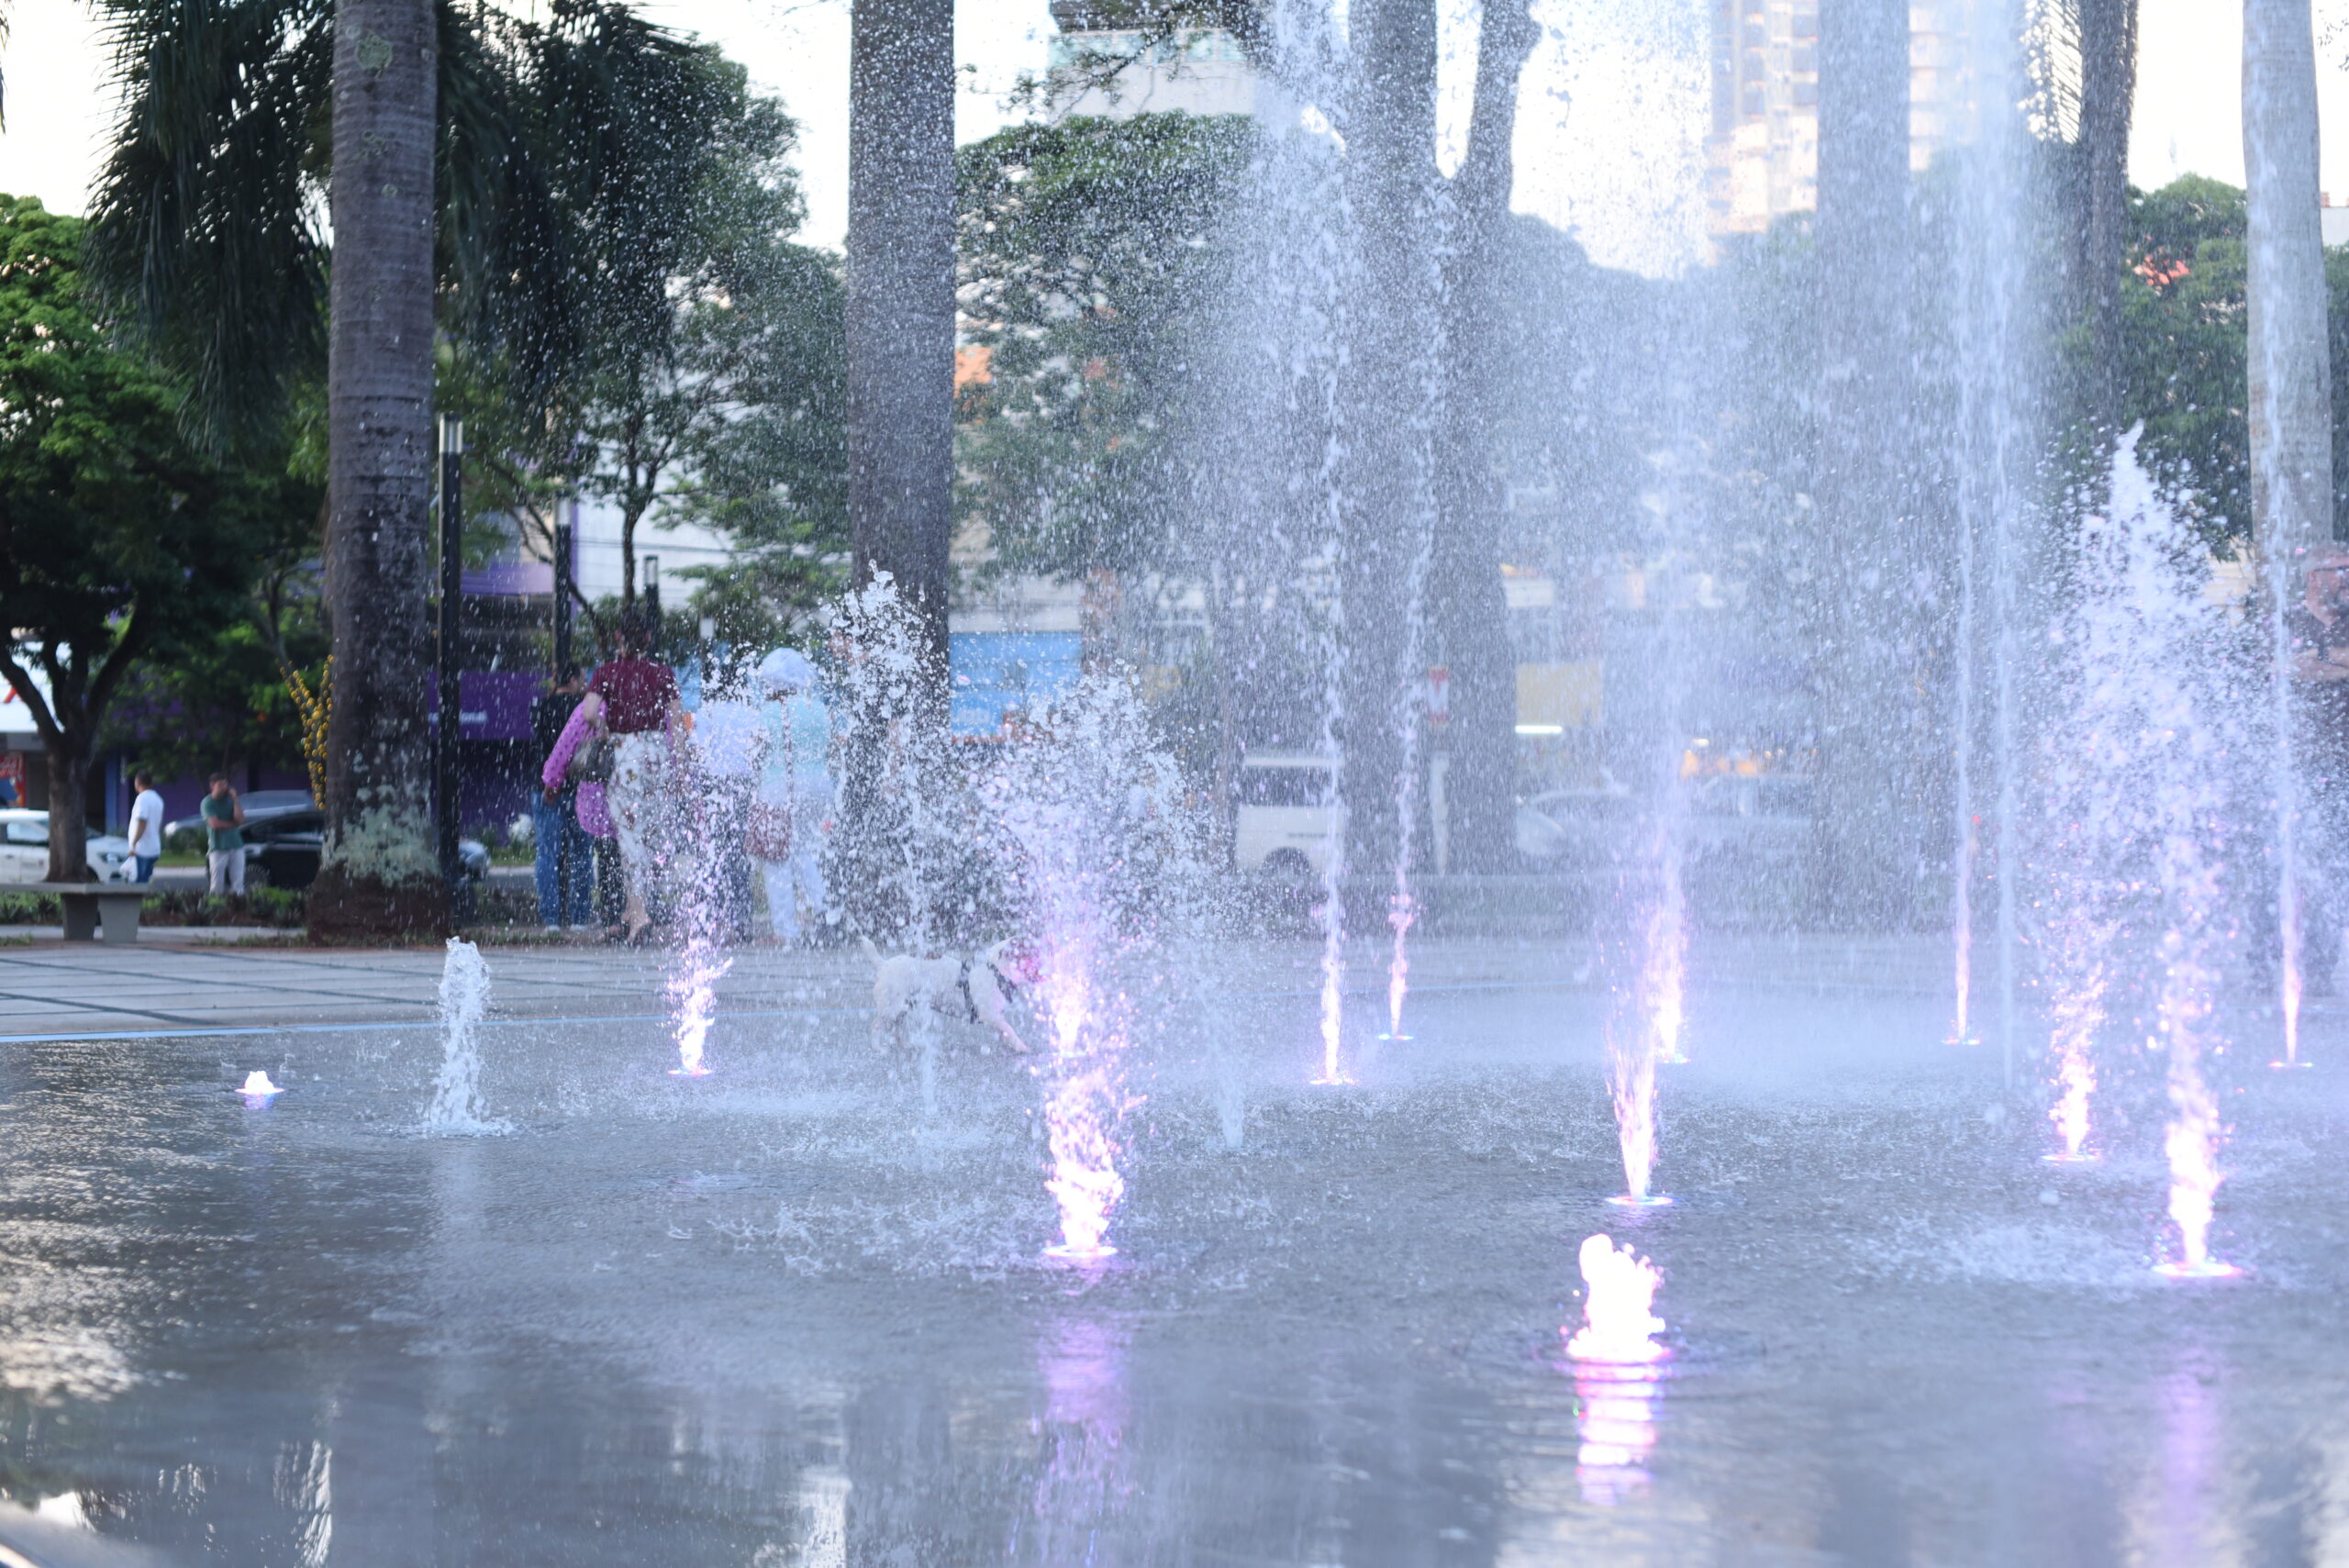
[847,0,957,685]
[85,0,740,937]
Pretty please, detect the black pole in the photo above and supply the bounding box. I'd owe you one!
[553,503,575,676]
[437,416,469,922]
[551,503,577,926]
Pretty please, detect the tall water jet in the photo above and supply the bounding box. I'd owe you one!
[425,938,507,1135]
[993,676,1199,1261]
[665,939,729,1078]
[1949,504,1980,1048]
[2066,445,2241,1275]
[2245,0,2334,1068]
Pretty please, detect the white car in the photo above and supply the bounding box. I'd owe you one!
[0,809,137,884]
[1233,753,1339,879]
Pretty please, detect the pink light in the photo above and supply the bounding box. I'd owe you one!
[1386,888,1415,1040]
[1043,1052,1130,1261]
[1607,1018,1661,1202]
[2278,873,2304,1068]
[2046,985,2099,1161]
[1565,1234,1669,1364]
[1316,914,1350,1086]
[1571,1363,1662,1506]
[2158,962,2231,1277]
[664,939,729,1077]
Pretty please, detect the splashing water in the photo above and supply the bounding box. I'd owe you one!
[1566,1234,1667,1364]
[1384,888,1415,1040]
[665,938,729,1078]
[238,1071,282,1104]
[425,939,507,1135]
[1313,831,1350,1084]
[2044,978,2101,1162]
[1603,1016,1662,1206]
[2064,441,2240,1276]
[990,677,1193,1262]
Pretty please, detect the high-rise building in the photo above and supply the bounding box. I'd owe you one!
[1704,1,1983,243]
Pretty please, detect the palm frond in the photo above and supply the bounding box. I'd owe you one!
[84,0,332,452]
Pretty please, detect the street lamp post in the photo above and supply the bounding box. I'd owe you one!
[437,416,473,924]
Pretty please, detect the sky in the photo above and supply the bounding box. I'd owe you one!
[0,0,2323,275]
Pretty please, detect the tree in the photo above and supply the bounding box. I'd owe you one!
[956,113,1256,583]
[1429,0,1541,873]
[848,0,957,686]
[0,198,272,880]
[87,0,746,936]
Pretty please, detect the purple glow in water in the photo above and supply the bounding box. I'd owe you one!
[1385,888,1415,1040]
[1037,939,1130,1262]
[1017,1317,1130,1560]
[664,939,729,1077]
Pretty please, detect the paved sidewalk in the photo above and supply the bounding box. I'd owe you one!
[0,940,869,1040]
[0,931,1976,1043]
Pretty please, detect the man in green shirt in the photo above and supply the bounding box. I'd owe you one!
[202,774,246,895]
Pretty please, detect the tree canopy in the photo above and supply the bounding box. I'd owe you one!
[0,196,306,874]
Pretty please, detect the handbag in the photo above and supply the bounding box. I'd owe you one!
[566,730,616,784]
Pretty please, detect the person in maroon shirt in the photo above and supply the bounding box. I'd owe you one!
[576,609,685,943]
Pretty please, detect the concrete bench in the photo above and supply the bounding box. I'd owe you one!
[28,883,144,945]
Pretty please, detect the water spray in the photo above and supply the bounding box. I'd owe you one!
[238,1071,283,1106]
[425,938,507,1135]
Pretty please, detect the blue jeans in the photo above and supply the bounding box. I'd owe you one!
[532,795,594,925]
[130,855,159,884]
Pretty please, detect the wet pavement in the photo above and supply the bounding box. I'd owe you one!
[0,936,2342,1564]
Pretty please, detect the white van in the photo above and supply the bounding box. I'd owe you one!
[1232,752,1339,878]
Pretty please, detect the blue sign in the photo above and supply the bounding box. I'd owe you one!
[950,632,1081,734]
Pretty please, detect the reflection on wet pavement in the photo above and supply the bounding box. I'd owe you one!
[0,940,2341,1564]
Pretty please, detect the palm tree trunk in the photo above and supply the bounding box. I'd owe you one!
[2244,0,2333,568]
[1807,0,1916,929]
[1337,0,1441,878]
[1431,0,1540,873]
[307,0,447,940]
[846,0,956,688]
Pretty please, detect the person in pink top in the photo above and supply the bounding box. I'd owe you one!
[571,609,685,944]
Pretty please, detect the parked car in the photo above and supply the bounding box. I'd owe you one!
[0,810,136,884]
[163,789,317,843]
[1233,752,1338,879]
[1517,786,1644,867]
[234,808,490,890]
[1685,774,1813,866]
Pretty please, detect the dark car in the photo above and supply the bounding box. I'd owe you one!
[242,808,326,889]
[238,810,489,891]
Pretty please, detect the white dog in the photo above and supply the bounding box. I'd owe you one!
[862,938,1036,1056]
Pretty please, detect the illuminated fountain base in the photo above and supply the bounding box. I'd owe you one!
[2153,1258,2243,1280]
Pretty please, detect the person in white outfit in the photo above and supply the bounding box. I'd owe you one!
[690,671,767,940]
[753,648,834,944]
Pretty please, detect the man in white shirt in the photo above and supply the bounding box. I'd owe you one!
[125,772,165,884]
